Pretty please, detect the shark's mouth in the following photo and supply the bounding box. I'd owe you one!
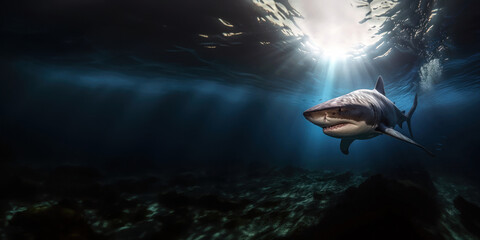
[323,123,349,131]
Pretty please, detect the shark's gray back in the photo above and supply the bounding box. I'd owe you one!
[320,89,404,127]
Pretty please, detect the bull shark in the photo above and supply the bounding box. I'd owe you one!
[303,76,434,156]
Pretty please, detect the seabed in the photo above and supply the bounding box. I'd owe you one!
[1,164,479,240]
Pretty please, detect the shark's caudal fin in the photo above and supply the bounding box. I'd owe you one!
[374,76,386,96]
[405,94,418,137]
[376,123,434,156]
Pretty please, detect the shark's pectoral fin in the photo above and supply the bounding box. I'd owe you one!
[376,124,434,156]
[340,138,355,155]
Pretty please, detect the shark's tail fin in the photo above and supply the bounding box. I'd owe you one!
[405,94,418,137]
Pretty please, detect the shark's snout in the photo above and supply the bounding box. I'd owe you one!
[303,100,343,124]
[303,110,313,121]
[303,109,335,128]
[303,109,325,125]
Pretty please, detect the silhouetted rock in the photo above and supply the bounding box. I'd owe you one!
[154,211,193,240]
[6,201,105,240]
[386,165,437,195]
[158,191,192,210]
[0,166,45,201]
[168,172,202,187]
[158,191,251,212]
[312,190,333,200]
[333,171,353,184]
[112,221,159,240]
[259,199,281,209]
[196,194,250,212]
[46,165,103,198]
[96,191,137,220]
[0,176,39,201]
[361,171,374,178]
[111,176,158,194]
[285,174,443,240]
[49,166,102,182]
[454,196,480,237]
[317,171,353,183]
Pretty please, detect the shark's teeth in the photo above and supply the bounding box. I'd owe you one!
[323,123,348,131]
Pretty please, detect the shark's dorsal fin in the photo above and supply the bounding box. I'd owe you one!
[376,123,434,156]
[374,76,386,96]
[340,139,355,155]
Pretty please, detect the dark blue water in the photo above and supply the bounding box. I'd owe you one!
[1,0,480,239]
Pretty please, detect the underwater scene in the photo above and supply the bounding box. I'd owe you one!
[1,0,480,239]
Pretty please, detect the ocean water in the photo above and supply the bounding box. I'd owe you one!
[1,0,480,239]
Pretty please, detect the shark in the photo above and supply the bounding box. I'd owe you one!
[303,76,434,156]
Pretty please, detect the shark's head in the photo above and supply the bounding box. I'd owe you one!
[303,92,377,138]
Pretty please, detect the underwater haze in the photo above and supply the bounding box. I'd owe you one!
[1,0,480,239]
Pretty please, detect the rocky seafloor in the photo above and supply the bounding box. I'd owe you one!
[0,164,479,240]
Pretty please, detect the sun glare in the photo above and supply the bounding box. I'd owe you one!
[322,46,348,60]
[291,0,379,59]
